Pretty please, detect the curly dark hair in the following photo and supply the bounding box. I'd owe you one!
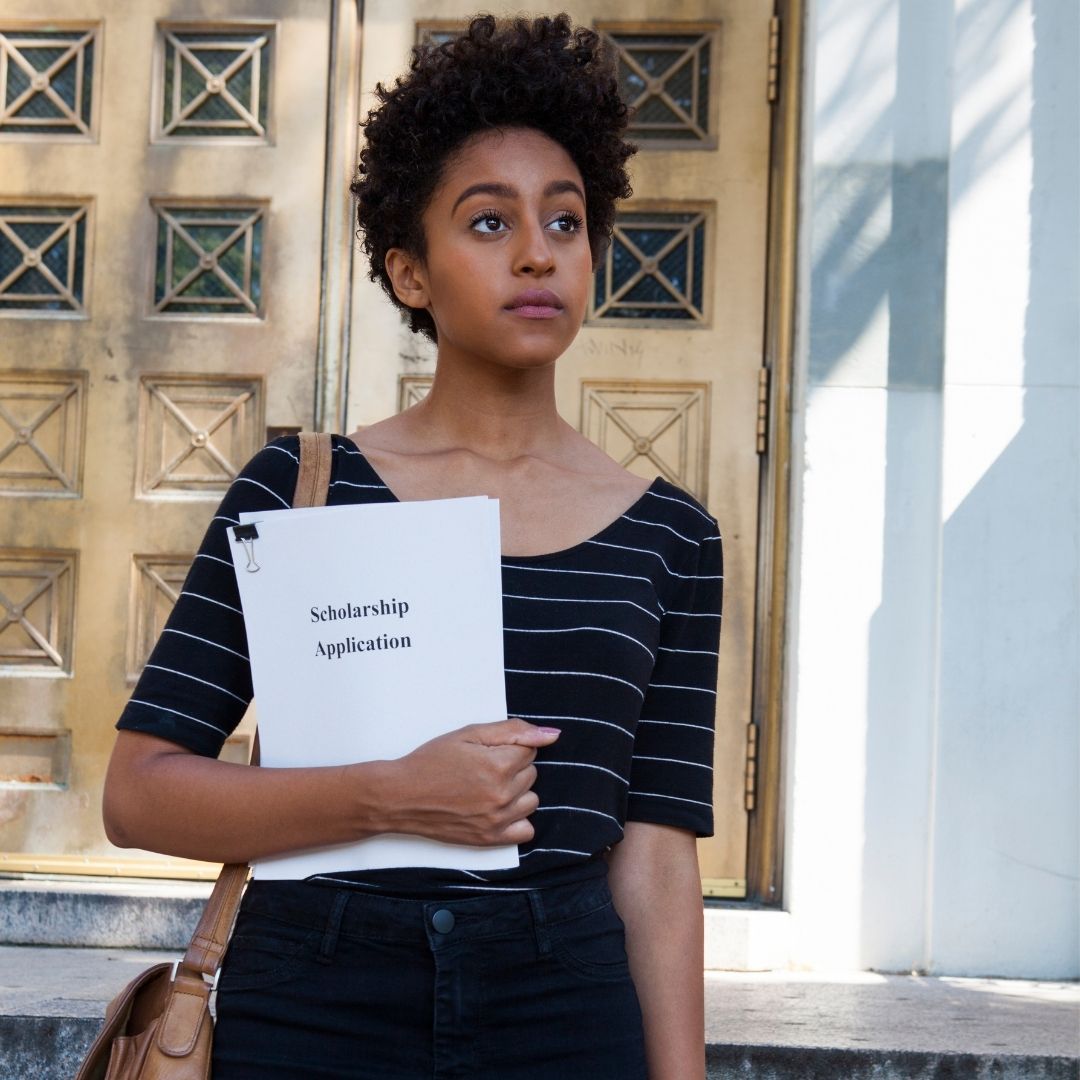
[351,13,636,342]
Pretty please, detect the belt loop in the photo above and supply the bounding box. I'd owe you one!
[527,890,551,957]
[317,890,350,964]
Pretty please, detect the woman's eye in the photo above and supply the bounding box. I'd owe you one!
[549,213,584,234]
[471,213,506,234]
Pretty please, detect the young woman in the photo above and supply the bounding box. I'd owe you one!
[103,15,722,1079]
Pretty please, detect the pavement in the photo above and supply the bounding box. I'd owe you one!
[1,945,1076,1079]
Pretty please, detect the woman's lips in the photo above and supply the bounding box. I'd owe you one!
[506,289,564,319]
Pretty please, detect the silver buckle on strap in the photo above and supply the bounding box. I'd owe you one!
[169,959,222,989]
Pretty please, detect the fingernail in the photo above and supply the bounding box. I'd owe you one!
[538,727,561,735]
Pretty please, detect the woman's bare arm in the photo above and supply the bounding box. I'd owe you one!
[606,821,706,1080]
[103,720,559,864]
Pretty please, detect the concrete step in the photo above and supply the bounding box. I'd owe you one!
[0,878,213,949]
[0,880,792,967]
[704,969,1079,1078]
[1,946,1076,1079]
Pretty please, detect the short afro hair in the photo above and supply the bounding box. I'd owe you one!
[351,13,636,342]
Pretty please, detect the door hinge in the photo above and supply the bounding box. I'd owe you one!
[767,16,781,104]
[744,722,758,812]
[756,366,770,454]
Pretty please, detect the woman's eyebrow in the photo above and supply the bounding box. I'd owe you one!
[452,182,515,212]
[544,179,586,203]
[451,179,585,213]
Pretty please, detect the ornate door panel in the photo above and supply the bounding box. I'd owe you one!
[348,1,774,897]
[0,2,332,872]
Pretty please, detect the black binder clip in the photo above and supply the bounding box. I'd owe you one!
[233,523,261,573]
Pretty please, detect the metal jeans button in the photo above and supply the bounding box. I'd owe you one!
[431,908,455,934]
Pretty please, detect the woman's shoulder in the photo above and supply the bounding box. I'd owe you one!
[239,434,302,479]
[635,476,720,542]
[237,432,367,481]
[229,433,370,510]
[209,436,302,514]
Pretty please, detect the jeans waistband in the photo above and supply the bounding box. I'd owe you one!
[239,873,615,953]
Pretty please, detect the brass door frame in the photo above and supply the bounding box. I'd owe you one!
[744,0,805,906]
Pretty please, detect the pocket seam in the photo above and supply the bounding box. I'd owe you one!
[547,902,632,983]
[218,928,321,992]
[549,941,632,983]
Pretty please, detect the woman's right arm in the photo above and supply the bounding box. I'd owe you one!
[104,718,559,864]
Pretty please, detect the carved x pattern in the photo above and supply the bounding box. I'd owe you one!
[0,563,67,667]
[605,31,712,143]
[0,380,79,491]
[581,381,709,500]
[161,29,268,137]
[0,29,95,135]
[143,381,253,491]
[594,212,706,322]
[128,556,191,677]
[601,391,701,481]
[154,206,262,315]
[0,205,86,311]
[141,562,183,607]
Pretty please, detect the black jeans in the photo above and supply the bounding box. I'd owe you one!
[211,874,647,1079]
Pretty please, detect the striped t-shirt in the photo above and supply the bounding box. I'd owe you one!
[117,435,723,896]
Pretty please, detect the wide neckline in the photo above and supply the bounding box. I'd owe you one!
[336,434,663,563]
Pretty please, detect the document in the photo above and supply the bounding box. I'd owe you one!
[228,496,516,879]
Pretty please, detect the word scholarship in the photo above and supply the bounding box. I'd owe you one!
[310,597,412,661]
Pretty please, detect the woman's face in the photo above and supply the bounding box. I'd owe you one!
[391,127,593,370]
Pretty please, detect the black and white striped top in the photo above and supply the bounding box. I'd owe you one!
[118,435,723,896]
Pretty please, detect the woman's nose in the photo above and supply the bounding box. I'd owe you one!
[512,220,555,275]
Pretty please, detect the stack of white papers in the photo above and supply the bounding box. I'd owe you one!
[229,496,516,879]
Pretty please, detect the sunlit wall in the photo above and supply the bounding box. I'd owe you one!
[785,0,1078,977]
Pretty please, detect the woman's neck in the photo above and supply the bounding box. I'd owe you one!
[409,350,568,462]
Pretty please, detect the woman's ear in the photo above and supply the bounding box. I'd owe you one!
[385,248,429,310]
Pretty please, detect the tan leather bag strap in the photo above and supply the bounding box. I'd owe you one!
[179,431,334,981]
[294,431,333,509]
[181,862,249,977]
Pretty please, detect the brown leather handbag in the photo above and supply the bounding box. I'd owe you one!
[74,432,333,1080]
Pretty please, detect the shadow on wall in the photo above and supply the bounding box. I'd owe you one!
[812,0,1080,975]
[918,0,1078,978]
[810,0,1027,387]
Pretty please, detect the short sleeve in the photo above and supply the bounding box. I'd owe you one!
[115,438,301,757]
[626,519,723,836]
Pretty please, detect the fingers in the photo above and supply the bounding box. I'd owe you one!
[508,785,539,817]
[463,778,540,848]
[486,765,538,818]
[500,817,536,845]
[400,720,553,848]
[466,718,561,747]
[495,787,540,845]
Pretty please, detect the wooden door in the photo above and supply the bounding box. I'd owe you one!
[348,0,774,897]
[0,1,332,874]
